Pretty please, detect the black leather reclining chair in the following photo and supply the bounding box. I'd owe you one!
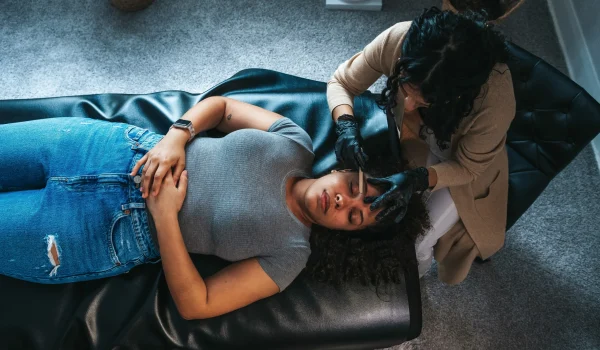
[1,42,599,350]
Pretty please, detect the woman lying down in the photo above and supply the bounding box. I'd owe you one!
[0,96,429,320]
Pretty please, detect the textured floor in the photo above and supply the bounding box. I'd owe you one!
[1,0,599,349]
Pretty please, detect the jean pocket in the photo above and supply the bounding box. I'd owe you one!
[34,178,138,281]
[124,125,148,144]
[124,125,164,151]
[109,212,142,266]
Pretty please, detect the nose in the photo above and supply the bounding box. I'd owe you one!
[334,193,363,210]
[404,95,419,112]
[334,193,344,209]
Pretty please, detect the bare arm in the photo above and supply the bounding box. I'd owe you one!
[150,171,279,320]
[170,96,284,145]
[155,215,279,320]
[132,96,284,198]
[331,104,355,122]
[326,22,411,122]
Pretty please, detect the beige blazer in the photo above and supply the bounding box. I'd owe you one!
[327,21,516,259]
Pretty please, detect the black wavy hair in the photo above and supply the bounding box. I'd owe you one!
[303,155,431,287]
[379,6,509,150]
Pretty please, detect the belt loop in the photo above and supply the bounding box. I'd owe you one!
[122,203,146,211]
[134,128,146,141]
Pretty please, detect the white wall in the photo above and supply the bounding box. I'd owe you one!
[547,0,600,166]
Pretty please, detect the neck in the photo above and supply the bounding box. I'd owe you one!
[285,177,315,227]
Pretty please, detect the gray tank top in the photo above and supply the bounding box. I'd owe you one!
[148,118,314,291]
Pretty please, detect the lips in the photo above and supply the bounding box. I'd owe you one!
[321,190,330,214]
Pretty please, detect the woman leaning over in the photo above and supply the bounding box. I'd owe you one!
[327,7,516,284]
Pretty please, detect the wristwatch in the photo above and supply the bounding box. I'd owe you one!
[169,119,196,142]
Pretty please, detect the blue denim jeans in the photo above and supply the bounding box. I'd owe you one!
[0,117,162,283]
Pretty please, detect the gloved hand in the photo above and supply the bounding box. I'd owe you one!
[334,114,368,170]
[365,167,430,223]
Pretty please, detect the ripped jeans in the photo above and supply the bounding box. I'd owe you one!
[0,118,162,283]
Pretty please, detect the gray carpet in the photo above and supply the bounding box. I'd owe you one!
[1,0,599,349]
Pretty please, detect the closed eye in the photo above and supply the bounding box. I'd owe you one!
[348,208,364,226]
[349,179,360,197]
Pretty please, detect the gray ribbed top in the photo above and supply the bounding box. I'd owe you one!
[149,118,314,291]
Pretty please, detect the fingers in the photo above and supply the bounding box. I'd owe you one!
[334,138,345,164]
[369,195,387,211]
[173,161,186,183]
[375,204,397,222]
[363,196,377,204]
[348,144,369,170]
[368,182,397,210]
[178,170,188,194]
[372,196,409,223]
[354,146,369,169]
[335,138,365,170]
[369,190,406,211]
[130,153,148,176]
[394,205,408,224]
[374,202,405,223]
[375,204,408,223]
[141,160,159,198]
[342,146,359,170]
[366,177,387,186]
[150,165,170,197]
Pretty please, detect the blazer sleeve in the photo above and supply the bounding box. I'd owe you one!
[326,21,412,114]
[429,68,516,191]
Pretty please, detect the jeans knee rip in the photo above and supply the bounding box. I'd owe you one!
[45,235,61,276]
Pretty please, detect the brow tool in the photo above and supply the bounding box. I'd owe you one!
[359,168,365,194]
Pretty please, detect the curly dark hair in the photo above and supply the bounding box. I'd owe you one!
[378,6,509,150]
[303,155,431,287]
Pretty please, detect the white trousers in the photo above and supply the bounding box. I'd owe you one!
[415,152,460,278]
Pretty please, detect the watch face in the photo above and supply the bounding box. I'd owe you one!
[175,119,191,127]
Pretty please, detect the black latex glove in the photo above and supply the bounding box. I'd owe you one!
[365,167,429,223]
[334,114,368,170]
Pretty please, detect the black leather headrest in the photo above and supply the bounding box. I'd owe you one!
[505,42,600,229]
